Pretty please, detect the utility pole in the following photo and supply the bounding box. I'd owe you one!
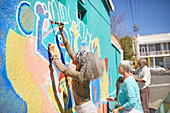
[132,25,139,68]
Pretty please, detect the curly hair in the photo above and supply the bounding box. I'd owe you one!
[78,52,105,81]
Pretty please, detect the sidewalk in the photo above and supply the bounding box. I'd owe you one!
[149,99,162,113]
[151,70,170,75]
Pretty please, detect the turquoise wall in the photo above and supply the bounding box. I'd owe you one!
[0,0,121,112]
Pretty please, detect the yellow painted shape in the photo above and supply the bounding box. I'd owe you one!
[47,84,63,112]
[92,38,108,99]
[93,38,101,57]
[47,84,75,113]
[6,29,42,113]
[72,21,79,53]
[100,65,109,99]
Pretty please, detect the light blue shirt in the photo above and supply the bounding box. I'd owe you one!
[118,76,144,113]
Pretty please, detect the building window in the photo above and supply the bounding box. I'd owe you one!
[150,57,153,67]
[78,1,87,24]
[80,0,85,4]
[165,57,170,67]
[149,44,155,52]
[168,42,170,50]
[155,57,164,67]
[163,43,168,50]
[78,9,82,19]
[58,0,66,5]
[155,44,161,51]
[140,45,147,56]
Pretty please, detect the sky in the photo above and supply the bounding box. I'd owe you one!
[110,0,170,37]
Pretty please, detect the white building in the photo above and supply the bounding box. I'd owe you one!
[137,33,170,69]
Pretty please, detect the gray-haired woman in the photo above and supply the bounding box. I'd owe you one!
[107,61,143,113]
[49,20,104,113]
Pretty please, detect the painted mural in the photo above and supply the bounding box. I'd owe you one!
[0,0,121,112]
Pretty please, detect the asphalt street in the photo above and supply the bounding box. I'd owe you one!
[149,71,170,112]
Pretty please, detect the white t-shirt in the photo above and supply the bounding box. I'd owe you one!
[136,66,151,90]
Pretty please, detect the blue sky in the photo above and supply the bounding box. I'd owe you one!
[110,0,170,36]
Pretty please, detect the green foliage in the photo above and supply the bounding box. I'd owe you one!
[120,36,134,60]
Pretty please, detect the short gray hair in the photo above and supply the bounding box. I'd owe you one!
[140,58,147,64]
[121,60,133,73]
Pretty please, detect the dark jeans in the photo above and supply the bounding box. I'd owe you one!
[140,87,150,113]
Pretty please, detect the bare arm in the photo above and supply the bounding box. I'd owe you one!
[135,78,145,82]
[112,106,126,113]
[107,97,117,102]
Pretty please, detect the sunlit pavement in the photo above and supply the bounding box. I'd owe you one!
[149,71,170,112]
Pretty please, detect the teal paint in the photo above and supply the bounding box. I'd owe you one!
[0,0,120,112]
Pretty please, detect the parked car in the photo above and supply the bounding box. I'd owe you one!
[148,65,165,73]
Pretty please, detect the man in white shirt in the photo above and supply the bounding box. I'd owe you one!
[135,59,151,113]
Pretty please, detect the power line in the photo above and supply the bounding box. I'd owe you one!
[129,0,135,25]
[134,0,137,25]
[128,0,140,34]
[124,0,141,34]
[124,0,133,32]
[138,0,140,26]
[126,0,140,63]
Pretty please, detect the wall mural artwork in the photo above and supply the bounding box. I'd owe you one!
[0,0,120,112]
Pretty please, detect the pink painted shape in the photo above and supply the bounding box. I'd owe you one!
[25,35,57,112]
[97,104,101,113]
[43,20,49,30]
[43,27,58,39]
[81,46,86,51]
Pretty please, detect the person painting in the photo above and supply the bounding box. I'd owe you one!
[48,20,104,113]
[107,76,124,110]
[107,61,143,113]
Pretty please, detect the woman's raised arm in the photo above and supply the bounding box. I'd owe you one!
[51,20,75,60]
